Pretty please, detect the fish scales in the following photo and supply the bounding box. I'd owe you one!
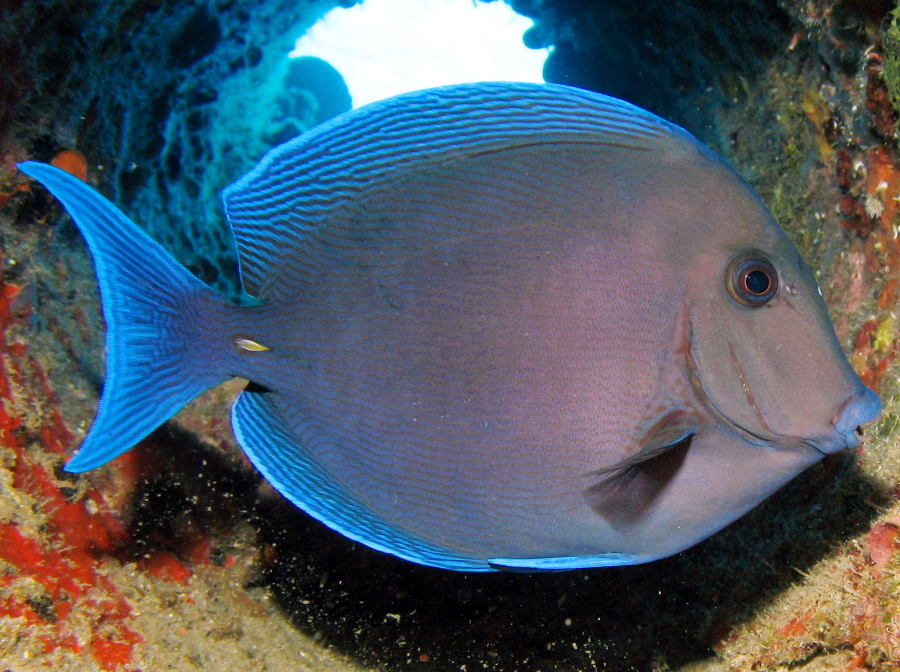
[18,81,881,571]
[273,144,714,560]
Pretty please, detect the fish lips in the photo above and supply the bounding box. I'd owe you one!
[816,386,882,454]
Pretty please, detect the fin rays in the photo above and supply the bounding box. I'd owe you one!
[585,415,696,528]
[222,82,682,298]
[18,162,234,471]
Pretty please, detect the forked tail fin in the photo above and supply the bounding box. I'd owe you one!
[18,162,233,472]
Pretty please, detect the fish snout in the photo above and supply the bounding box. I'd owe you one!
[822,386,882,453]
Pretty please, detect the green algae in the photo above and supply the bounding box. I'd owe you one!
[882,3,900,121]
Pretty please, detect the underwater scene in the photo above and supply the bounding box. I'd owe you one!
[3,0,900,669]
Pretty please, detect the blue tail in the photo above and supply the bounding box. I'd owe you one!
[18,162,233,472]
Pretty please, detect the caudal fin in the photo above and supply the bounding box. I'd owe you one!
[18,162,233,472]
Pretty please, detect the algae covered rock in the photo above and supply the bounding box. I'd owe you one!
[881,5,900,127]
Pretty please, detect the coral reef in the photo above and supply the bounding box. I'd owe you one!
[0,161,358,669]
[0,0,347,295]
[0,277,142,670]
[508,0,792,139]
[3,0,900,671]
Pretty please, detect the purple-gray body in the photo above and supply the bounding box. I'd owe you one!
[19,82,881,571]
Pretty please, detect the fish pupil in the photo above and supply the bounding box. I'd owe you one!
[726,253,778,307]
[744,269,770,295]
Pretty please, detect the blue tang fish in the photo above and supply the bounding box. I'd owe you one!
[19,82,881,571]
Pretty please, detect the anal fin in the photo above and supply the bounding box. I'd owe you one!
[488,553,638,571]
[231,389,492,571]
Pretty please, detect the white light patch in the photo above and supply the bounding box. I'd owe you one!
[290,0,548,109]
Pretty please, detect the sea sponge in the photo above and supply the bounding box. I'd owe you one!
[51,149,88,182]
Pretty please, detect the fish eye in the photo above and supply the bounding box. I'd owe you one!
[726,254,778,307]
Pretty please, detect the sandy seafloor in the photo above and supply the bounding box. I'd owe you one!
[5,1,900,671]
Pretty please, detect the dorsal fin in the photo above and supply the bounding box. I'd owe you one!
[221,81,691,298]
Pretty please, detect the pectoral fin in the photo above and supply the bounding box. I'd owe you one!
[584,411,698,527]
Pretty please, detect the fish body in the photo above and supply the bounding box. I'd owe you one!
[19,82,880,571]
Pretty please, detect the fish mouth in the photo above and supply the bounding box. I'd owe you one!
[684,327,832,457]
[823,387,881,454]
[715,336,880,455]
